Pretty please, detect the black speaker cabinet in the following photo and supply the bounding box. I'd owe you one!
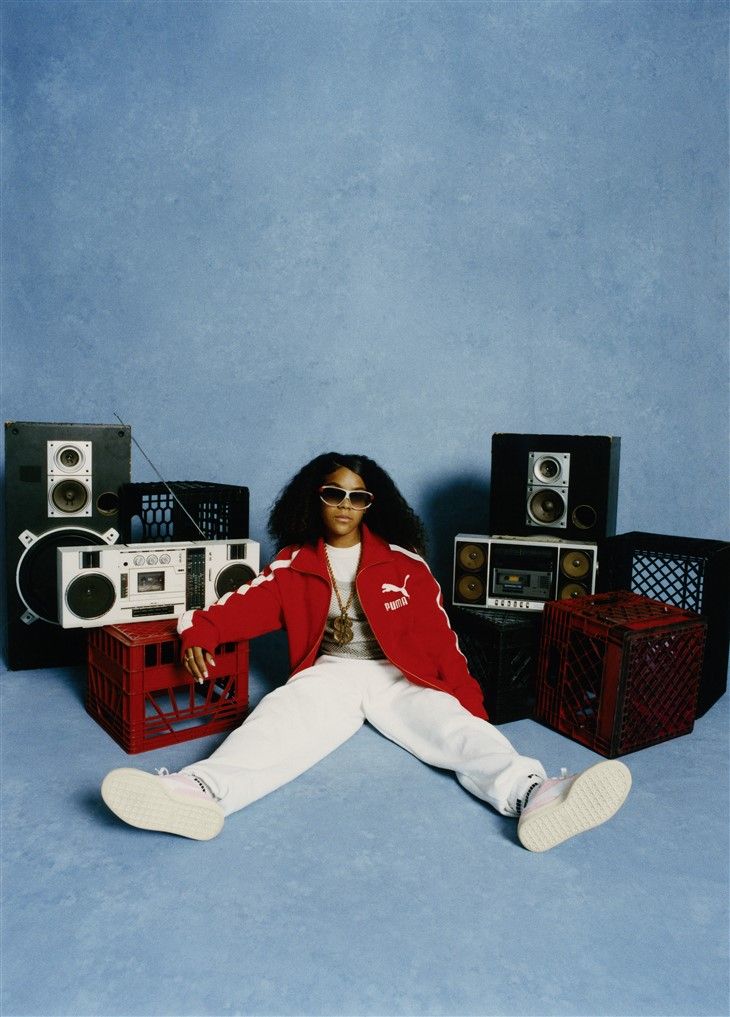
[598,532,730,717]
[489,433,621,542]
[4,421,131,670]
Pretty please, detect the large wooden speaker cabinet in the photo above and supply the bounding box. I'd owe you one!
[4,421,131,670]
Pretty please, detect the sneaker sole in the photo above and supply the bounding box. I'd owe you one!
[101,768,224,841]
[517,759,632,852]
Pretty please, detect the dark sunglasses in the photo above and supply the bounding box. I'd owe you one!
[318,485,375,510]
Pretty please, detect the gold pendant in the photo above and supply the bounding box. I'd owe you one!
[333,613,354,645]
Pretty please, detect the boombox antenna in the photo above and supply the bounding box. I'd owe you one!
[114,413,207,540]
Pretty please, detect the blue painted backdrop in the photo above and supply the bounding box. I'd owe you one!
[3,0,728,585]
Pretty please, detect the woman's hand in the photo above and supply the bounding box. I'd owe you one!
[182,646,216,684]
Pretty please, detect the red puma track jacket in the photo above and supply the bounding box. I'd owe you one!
[178,524,487,720]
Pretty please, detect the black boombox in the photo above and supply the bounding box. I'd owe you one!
[453,534,598,612]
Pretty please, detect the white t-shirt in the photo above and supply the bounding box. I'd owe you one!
[319,543,385,659]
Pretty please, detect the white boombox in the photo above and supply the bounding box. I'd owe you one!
[453,534,598,611]
[57,538,260,628]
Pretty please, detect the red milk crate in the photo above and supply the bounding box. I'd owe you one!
[86,620,248,753]
[535,591,706,757]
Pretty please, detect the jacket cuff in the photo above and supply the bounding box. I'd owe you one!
[177,611,220,656]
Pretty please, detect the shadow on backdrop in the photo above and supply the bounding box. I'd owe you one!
[421,475,491,593]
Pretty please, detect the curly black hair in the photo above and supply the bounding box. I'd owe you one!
[267,452,427,555]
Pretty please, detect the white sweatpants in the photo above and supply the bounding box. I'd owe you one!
[183,656,546,817]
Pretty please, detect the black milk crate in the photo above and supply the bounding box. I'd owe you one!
[119,481,249,543]
[535,591,706,758]
[598,532,730,716]
[449,606,543,723]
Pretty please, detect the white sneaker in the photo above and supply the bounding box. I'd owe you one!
[517,760,632,852]
[101,767,224,841]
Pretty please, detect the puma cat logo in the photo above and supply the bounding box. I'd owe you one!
[382,575,410,611]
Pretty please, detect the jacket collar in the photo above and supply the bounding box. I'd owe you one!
[291,524,392,579]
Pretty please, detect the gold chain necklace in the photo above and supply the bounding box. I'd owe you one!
[324,544,362,646]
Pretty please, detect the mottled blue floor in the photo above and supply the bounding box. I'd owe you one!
[2,643,728,1017]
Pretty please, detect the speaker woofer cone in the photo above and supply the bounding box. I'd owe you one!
[16,529,106,623]
[51,479,89,513]
[215,562,256,599]
[458,544,486,571]
[527,489,566,525]
[559,581,588,600]
[561,550,591,579]
[66,574,116,620]
[457,575,485,602]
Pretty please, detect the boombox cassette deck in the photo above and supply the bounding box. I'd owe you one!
[453,534,598,611]
[58,538,260,628]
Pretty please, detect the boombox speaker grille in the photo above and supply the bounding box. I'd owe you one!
[66,574,116,620]
[215,562,257,599]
